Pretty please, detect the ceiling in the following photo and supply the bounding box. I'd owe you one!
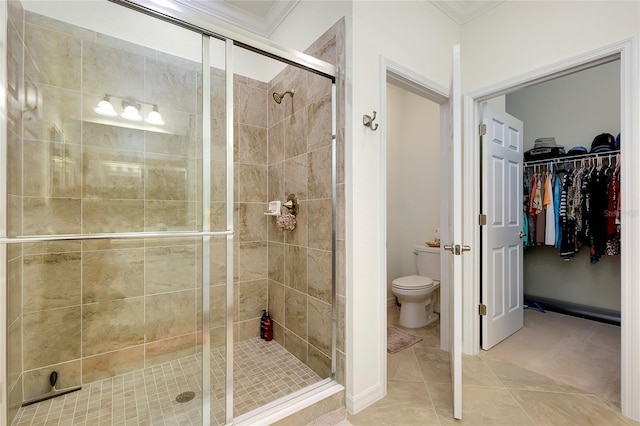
[179,0,504,37]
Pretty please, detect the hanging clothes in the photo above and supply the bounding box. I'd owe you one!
[553,172,563,249]
[544,172,556,245]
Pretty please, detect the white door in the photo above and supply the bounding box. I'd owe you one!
[481,103,524,350]
[447,44,463,420]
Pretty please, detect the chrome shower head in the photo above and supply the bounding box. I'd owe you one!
[272,90,294,104]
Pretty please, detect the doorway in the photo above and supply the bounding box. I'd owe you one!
[466,39,640,421]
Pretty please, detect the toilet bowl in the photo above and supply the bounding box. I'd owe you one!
[391,245,441,328]
[392,276,440,328]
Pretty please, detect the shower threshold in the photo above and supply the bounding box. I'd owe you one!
[11,338,324,425]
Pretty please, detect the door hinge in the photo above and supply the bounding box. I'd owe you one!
[479,304,487,316]
[479,124,487,136]
[479,214,487,226]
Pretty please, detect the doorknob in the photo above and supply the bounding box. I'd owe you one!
[444,244,454,252]
[462,245,471,252]
[519,232,526,239]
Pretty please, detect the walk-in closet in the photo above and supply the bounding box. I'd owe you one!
[484,59,622,408]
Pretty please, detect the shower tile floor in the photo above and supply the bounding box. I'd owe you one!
[12,338,322,426]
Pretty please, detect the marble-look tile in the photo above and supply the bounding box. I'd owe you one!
[83,199,144,233]
[23,197,80,235]
[211,160,228,203]
[336,126,345,184]
[82,121,144,151]
[144,200,198,231]
[82,145,144,199]
[347,380,438,426]
[25,11,95,42]
[210,74,226,120]
[238,279,268,321]
[7,195,22,237]
[268,280,285,324]
[145,245,197,294]
[82,346,144,384]
[308,146,332,199]
[285,287,307,339]
[480,355,584,393]
[268,162,284,207]
[82,298,145,356]
[414,346,452,384]
[288,67,309,115]
[235,82,267,128]
[209,239,228,285]
[268,211,286,243]
[23,84,81,144]
[238,241,268,281]
[238,164,267,203]
[462,354,504,388]
[7,257,22,324]
[95,32,155,60]
[23,360,80,402]
[238,317,261,342]
[236,124,267,165]
[284,329,307,364]
[145,154,197,201]
[336,294,346,353]
[308,297,331,355]
[7,22,23,138]
[308,344,331,379]
[285,244,307,292]
[308,198,332,251]
[24,240,81,255]
[268,121,285,165]
[387,343,422,381]
[268,242,285,284]
[23,252,81,312]
[8,318,22,390]
[511,389,631,425]
[8,375,22,426]
[308,249,331,303]
[22,139,81,198]
[210,326,226,350]
[7,242,21,262]
[272,320,285,347]
[82,248,144,303]
[82,238,143,252]
[146,115,199,158]
[285,108,308,159]
[284,154,308,200]
[145,290,196,342]
[307,73,333,108]
[8,0,24,40]
[145,58,198,114]
[23,306,81,370]
[238,203,267,242]
[82,40,144,100]
[145,333,197,367]
[307,97,332,151]
[428,383,534,425]
[268,80,288,125]
[7,130,22,196]
[285,200,308,246]
[24,23,81,90]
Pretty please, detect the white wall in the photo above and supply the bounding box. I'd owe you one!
[506,60,620,152]
[386,83,440,304]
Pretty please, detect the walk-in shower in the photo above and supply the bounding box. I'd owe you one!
[1,0,344,424]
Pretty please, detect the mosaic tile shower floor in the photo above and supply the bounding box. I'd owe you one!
[12,338,322,426]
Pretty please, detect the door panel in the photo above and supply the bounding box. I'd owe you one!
[481,104,524,350]
[448,44,462,420]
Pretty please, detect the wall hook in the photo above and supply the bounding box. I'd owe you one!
[363,111,379,131]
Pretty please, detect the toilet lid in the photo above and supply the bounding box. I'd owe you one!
[392,275,434,290]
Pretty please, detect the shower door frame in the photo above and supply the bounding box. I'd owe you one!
[0,0,340,424]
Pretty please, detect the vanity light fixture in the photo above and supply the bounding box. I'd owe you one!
[145,105,165,125]
[120,100,143,121]
[93,95,118,117]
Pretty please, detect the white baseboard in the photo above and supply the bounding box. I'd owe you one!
[346,383,385,415]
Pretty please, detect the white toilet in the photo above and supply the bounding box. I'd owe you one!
[392,245,440,328]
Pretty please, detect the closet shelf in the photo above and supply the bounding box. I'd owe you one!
[523,149,620,167]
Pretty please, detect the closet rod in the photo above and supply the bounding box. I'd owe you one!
[523,149,620,167]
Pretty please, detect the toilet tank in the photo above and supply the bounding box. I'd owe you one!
[414,245,441,280]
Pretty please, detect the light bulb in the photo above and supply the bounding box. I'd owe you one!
[121,103,142,121]
[94,96,117,117]
[145,106,165,125]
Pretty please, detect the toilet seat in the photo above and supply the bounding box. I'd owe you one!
[392,275,434,290]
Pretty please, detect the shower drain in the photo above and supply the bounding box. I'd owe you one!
[175,391,196,403]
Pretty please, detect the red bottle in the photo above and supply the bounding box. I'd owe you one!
[263,311,273,341]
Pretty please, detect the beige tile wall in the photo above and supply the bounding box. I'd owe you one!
[5,5,345,425]
[266,19,346,380]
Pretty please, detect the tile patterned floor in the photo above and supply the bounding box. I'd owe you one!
[344,306,639,425]
[12,338,321,426]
